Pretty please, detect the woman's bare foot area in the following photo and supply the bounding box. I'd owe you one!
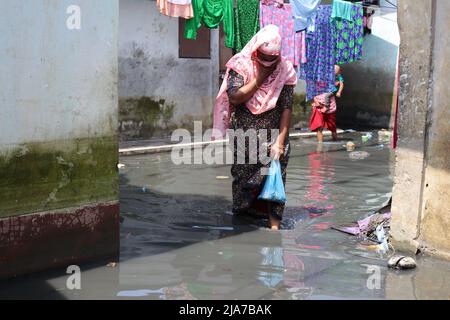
[269,214,281,230]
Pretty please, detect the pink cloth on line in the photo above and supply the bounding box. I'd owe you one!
[212,25,298,140]
[167,0,191,4]
[260,2,307,67]
[157,0,194,19]
[261,0,284,7]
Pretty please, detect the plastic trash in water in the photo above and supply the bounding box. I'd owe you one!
[346,142,356,152]
[349,151,370,160]
[362,132,373,143]
[375,224,389,254]
[117,289,165,298]
[142,186,149,193]
[378,130,392,141]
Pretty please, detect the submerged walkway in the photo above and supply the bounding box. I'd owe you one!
[119,130,346,156]
[1,131,449,300]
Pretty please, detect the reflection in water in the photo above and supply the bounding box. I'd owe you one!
[114,132,450,300]
[258,247,284,288]
[304,146,336,216]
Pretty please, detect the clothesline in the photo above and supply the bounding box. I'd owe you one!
[156,0,381,100]
[279,0,397,9]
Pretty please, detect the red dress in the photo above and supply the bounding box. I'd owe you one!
[310,107,337,133]
[310,93,337,133]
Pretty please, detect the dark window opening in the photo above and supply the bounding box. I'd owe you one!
[179,18,211,59]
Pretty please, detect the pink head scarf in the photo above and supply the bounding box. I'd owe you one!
[212,25,298,140]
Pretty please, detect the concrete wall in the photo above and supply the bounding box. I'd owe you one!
[391,0,450,260]
[119,0,219,140]
[338,1,399,129]
[0,0,120,278]
[419,0,450,258]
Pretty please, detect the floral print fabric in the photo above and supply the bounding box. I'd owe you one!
[333,4,364,64]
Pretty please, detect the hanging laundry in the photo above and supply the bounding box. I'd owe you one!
[362,0,379,35]
[333,2,364,64]
[157,0,194,19]
[299,5,335,101]
[235,0,260,53]
[363,6,376,35]
[331,0,354,21]
[260,1,306,67]
[261,0,284,8]
[291,0,322,32]
[184,0,235,48]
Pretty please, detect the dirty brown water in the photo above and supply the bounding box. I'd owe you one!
[1,131,449,300]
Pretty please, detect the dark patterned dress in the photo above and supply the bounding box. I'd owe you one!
[227,70,294,220]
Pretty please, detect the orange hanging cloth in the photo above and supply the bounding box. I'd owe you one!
[157,0,194,19]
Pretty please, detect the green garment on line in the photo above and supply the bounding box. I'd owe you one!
[184,0,235,48]
[331,0,355,22]
[235,0,260,52]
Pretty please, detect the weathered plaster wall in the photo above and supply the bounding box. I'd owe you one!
[119,0,219,140]
[391,0,450,260]
[0,0,120,277]
[338,5,399,129]
[0,1,118,146]
[418,0,450,258]
[0,0,119,218]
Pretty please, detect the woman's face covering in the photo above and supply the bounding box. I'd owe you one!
[255,50,280,67]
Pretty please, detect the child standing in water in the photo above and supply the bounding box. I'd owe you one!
[310,65,344,143]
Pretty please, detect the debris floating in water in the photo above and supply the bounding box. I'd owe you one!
[216,176,230,180]
[118,163,125,169]
[346,141,356,152]
[378,130,392,141]
[192,225,234,231]
[349,151,370,160]
[388,256,417,270]
[117,289,165,297]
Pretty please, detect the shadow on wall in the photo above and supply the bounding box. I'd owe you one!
[119,93,309,142]
[119,97,175,141]
[336,34,399,130]
[119,96,215,141]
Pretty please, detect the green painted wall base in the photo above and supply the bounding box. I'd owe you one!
[0,136,118,218]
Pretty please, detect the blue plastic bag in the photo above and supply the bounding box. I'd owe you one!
[258,160,287,204]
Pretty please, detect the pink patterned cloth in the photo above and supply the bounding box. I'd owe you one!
[260,2,307,67]
[314,93,337,114]
[212,25,298,140]
[261,0,284,7]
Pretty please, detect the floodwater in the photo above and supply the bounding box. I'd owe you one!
[1,131,450,300]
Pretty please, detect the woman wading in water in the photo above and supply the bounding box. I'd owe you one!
[212,25,297,230]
